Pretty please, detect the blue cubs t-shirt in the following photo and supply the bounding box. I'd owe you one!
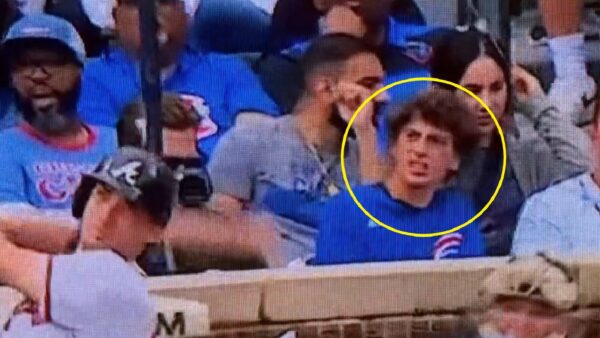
[78,47,280,156]
[0,123,117,209]
[314,184,486,265]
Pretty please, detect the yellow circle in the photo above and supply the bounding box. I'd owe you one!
[340,77,507,238]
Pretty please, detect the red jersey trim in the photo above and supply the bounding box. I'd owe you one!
[19,122,98,151]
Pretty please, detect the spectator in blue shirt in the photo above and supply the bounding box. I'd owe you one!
[0,14,116,214]
[78,0,280,157]
[512,101,600,257]
[314,88,486,265]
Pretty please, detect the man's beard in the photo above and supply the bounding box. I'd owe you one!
[329,105,349,133]
[17,84,81,136]
[329,101,386,135]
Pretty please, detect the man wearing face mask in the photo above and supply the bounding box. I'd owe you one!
[79,0,280,157]
[0,15,117,216]
[209,34,388,264]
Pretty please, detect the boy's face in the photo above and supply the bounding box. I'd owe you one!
[390,117,459,190]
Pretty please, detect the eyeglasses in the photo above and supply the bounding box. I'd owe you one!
[11,60,70,77]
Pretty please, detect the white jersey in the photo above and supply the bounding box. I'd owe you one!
[1,250,155,338]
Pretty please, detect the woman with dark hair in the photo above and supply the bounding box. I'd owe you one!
[429,29,592,255]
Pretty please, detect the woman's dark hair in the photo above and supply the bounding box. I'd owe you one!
[387,88,479,158]
[429,29,510,108]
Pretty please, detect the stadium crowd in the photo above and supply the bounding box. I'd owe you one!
[1,0,600,337]
[0,0,598,274]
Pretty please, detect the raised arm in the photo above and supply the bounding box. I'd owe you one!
[335,82,388,183]
[512,65,592,191]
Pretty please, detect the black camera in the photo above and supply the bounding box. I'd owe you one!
[164,157,213,207]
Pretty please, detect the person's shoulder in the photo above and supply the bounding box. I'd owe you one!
[351,184,384,197]
[57,251,147,295]
[0,126,22,138]
[83,54,114,73]
[437,187,473,204]
[52,251,153,324]
[89,124,117,141]
[188,50,250,71]
[59,250,127,267]
[83,49,130,77]
[0,125,27,145]
[212,114,285,157]
[527,172,587,204]
[234,114,291,138]
[328,184,383,208]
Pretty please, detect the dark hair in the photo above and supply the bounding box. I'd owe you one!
[300,33,377,85]
[387,88,479,158]
[429,29,510,102]
[117,92,200,147]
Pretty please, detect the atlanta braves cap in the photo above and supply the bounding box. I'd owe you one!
[2,14,86,65]
[73,147,178,226]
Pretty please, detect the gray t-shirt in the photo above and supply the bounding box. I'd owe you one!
[208,115,360,262]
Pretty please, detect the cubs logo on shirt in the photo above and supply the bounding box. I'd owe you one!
[433,233,464,260]
[179,94,218,141]
[34,162,95,203]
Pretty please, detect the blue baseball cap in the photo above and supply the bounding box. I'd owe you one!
[1,14,86,65]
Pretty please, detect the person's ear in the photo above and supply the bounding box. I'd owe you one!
[449,151,460,172]
[309,75,335,97]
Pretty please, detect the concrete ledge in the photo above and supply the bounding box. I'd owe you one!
[6,256,600,333]
[147,258,508,325]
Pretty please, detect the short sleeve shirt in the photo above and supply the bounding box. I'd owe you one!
[208,115,361,262]
[2,250,155,338]
[0,123,117,209]
[512,173,600,256]
[78,47,281,156]
[314,184,486,265]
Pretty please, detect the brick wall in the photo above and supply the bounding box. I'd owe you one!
[207,315,474,338]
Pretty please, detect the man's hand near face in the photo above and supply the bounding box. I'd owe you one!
[334,81,387,183]
[334,81,378,132]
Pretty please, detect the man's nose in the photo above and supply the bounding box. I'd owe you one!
[478,90,492,109]
[28,66,50,81]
